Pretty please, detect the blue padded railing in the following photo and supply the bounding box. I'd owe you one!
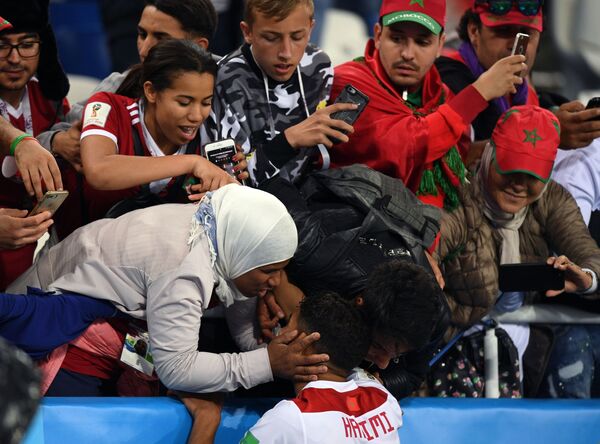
[22,397,600,443]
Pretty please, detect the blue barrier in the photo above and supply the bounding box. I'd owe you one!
[22,397,600,443]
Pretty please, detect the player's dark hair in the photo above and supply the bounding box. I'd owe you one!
[361,261,441,350]
[299,292,371,374]
[457,9,481,42]
[117,39,216,98]
[145,0,218,40]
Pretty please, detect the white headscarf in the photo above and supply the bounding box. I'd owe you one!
[189,184,298,306]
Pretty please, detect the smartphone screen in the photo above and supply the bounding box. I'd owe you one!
[28,190,69,216]
[204,139,237,177]
[499,263,565,292]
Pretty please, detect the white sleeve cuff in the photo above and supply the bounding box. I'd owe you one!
[579,268,598,295]
[247,347,274,387]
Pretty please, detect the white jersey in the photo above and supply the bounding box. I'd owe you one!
[241,374,402,444]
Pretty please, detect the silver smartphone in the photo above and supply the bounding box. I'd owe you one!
[28,190,69,216]
[511,32,529,77]
[511,32,530,56]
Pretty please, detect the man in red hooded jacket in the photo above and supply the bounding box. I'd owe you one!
[329,0,525,210]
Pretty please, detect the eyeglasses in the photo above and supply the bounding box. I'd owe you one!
[475,0,544,16]
[0,40,41,60]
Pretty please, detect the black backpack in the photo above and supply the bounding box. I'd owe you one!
[260,164,442,297]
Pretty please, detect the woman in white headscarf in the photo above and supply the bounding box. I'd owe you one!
[4,184,327,396]
[432,105,600,398]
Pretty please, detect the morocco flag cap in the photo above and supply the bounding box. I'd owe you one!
[0,16,12,32]
[379,0,446,35]
[491,105,560,183]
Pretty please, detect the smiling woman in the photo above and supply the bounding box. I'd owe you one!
[78,39,248,222]
[433,105,600,397]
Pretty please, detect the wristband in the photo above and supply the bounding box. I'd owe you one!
[9,134,36,157]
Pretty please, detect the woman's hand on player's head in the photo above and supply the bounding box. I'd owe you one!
[268,330,329,382]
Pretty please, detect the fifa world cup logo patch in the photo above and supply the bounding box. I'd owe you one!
[83,101,112,129]
[91,103,102,118]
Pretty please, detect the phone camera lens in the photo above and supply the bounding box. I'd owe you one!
[348,87,355,94]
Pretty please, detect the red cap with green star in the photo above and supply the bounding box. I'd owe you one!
[379,0,446,35]
[491,105,560,183]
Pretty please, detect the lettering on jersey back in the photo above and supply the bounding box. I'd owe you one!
[342,411,395,440]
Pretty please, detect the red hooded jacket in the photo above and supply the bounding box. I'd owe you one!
[330,40,489,209]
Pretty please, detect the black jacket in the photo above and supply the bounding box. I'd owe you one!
[261,165,450,398]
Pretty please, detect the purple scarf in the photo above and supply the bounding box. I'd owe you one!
[458,41,528,113]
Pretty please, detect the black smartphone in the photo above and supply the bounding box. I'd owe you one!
[329,84,369,144]
[499,263,565,292]
[511,32,529,78]
[586,97,600,121]
[203,139,237,177]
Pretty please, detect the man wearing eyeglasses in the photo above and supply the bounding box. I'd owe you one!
[436,0,600,152]
[0,2,70,291]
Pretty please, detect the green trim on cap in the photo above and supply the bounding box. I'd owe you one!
[0,18,12,31]
[491,143,550,183]
[501,108,520,123]
[382,11,442,35]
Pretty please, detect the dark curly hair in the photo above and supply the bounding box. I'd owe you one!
[361,260,442,350]
[299,291,371,374]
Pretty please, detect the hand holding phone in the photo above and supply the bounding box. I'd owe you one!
[203,139,238,177]
[28,190,69,216]
[329,84,369,144]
